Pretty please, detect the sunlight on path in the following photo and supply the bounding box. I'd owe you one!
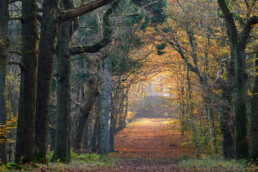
[100,118,195,171]
[113,118,195,160]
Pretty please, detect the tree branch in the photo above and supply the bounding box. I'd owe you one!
[70,0,120,55]
[217,0,238,44]
[56,0,114,22]
[70,38,111,55]
[239,16,258,49]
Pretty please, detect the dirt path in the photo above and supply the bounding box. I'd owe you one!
[98,118,195,171]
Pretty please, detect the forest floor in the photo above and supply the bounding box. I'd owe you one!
[95,118,196,171]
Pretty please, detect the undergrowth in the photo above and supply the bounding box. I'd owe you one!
[179,156,258,171]
[0,151,115,171]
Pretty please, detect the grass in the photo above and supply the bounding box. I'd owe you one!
[179,156,258,171]
[0,151,115,171]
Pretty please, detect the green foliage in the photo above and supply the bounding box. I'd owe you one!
[156,43,167,55]
[131,0,167,24]
[131,37,144,49]
[6,162,20,170]
[180,157,258,171]
[140,17,150,31]
[173,155,190,163]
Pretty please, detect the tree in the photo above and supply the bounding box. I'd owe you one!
[0,0,9,164]
[35,0,116,163]
[72,0,120,152]
[15,0,39,163]
[217,0,258,159]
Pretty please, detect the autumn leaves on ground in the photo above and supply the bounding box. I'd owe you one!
[98,118,195,171]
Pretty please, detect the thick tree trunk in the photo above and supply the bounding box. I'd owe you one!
[52,16,72,162]
[250,53,258,159]
[0,0,9,164]
[217,0,257,159]
[99,57,112,155]
[234,48,248,159]
[35,0,59,163]
[15,0,39,163]
[220,59,235,159]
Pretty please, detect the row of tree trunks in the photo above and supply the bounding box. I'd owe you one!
[0,0,9,164]
[34,0,115,163]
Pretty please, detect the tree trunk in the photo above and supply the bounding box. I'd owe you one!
[52,13,73,163]
[187,67,200,157]
[0,0,9,164]
[234,47,248,159]
[217,0,257,159]
[82,117,90,151]
[35,0,59,163]
[99,57,112,155]
[15,0,38,163]
[250,53,258,159]
[181,86,185,136]
[220,59,234,159]
[92,113,101,152]
[109,96,116,152]
[73,58,98,151]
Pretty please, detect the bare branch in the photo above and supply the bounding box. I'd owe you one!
[56,0,114,22]
[239,16,258,49]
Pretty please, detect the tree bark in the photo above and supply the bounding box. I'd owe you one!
[0,0,9,164]
[52,0,73,161]
[15,0,39,163]
[73,57,98,151]
[35,0,59,163]
[250,53,258,159]
[217,0,257,159]
[99,56,112,155]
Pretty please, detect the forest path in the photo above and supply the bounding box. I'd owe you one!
[98,118,195,171]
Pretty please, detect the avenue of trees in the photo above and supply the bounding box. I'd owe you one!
[0,0,257,167]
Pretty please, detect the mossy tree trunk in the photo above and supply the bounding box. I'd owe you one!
[217,0,257,159]
[0,0,9,164]
[15,0,39,163]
